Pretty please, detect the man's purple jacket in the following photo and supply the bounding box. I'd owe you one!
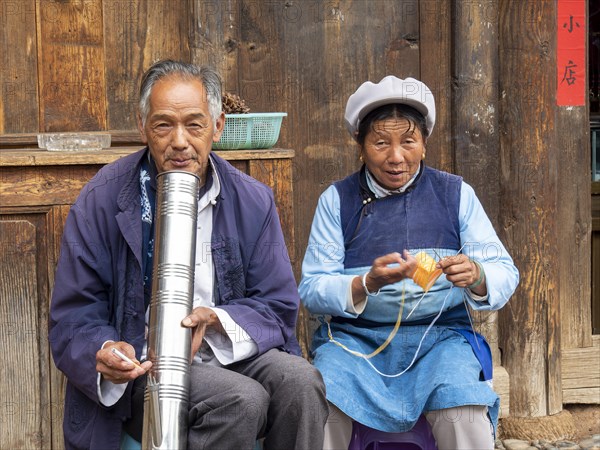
[49,149,301,450]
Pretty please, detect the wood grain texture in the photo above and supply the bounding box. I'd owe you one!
[452,0,500,223]
[0,0,39,133]
[562,388,600,404]
[557,108,592,350]
[0,220,46,448]
[46,206,70,450]
[102,0,191,130]
[248,158,295,264]
[36,0,107,132]
[494,365,510,418]
[561,336,600,404]
[593,219,600,335]
[0,149,295,209]
[452,0,503,368]
[498,0,561,416]
[561,337,600,389]
[420,0,453,173]
[231,0,428,283]
[0,165,107,207]
[189,0,239,93]
[0,148,293,166]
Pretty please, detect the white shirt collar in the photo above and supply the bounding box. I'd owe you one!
[198,157,221,210]
[365,165,420,198]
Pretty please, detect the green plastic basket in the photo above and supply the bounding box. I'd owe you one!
[213,113,287,150]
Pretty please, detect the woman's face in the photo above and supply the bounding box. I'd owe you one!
[361,118,425,190]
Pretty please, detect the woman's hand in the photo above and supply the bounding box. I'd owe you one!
[437,254,487,295]
[181,306,226,363]
[351,251,418,303]
[96,341,151,384]
[365,251,418,292]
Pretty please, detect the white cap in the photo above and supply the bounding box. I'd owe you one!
[344,76,436,138]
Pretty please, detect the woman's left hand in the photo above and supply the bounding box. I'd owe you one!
[437,254,486,294]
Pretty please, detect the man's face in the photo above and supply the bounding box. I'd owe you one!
[138,76,224,178]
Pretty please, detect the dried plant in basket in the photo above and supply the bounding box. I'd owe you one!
[222,92,250,114]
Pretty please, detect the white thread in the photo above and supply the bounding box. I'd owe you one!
[327,286,454,378]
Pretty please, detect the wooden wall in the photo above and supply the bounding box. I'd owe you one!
[0,0,457,354]
[0,0,595,439]
[1,0,454,260]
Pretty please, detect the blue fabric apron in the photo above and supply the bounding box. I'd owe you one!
[311,320,499,434]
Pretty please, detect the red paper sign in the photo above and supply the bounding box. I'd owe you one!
[557,0,586,106]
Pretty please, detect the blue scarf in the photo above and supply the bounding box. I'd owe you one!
[140,155,156,309]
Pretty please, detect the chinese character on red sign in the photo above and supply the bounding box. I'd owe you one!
[557,0,586,106]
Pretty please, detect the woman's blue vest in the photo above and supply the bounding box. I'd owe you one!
[334,164,463,268]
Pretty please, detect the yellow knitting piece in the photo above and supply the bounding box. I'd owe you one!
[411,251,442,293]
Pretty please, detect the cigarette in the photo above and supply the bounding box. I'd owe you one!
[111,347,144,370]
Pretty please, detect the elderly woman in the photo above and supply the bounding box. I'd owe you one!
[299,76,519,450]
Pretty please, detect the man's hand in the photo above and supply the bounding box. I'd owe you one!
[96,341,151,384]
[181,306,226,363]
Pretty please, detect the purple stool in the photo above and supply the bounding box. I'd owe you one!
[348,415,438,450]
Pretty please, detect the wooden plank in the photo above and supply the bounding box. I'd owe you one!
[36,0,107,132]
[239,0,424,280]
[451,0,499,224]
[0,220,46,448]
[494,365,510,418]
[0,148,139,166]
[0,155,288,208]
[0,165,107,207]
[562,388,600,404]
[47,206,70,450]
[102,0,191,130]
[561,336,600,391]
[451,0,503,367]
[248,159,295,264]
[0,148,293,167]
[228,1,430,356]
[189,0,240,93]
[474,311,502,367]
[0,0,39,133]
[593,229,600,335]
[498,0,561,416]
[419,0,453,174]
[383,1,421,76]
[557,106,592,350]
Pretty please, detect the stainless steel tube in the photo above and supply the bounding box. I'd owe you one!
[142,171,200,450]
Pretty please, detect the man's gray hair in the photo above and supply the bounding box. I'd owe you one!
[139,60,222,127]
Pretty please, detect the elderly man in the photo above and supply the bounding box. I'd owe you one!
[49,59,327,450]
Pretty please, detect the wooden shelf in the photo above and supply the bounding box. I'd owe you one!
[0,147,294,167]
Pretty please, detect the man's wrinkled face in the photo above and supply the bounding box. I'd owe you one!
[138,76,224,178]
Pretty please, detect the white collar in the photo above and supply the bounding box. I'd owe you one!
[365,166,420,198]
[198,157,221,209]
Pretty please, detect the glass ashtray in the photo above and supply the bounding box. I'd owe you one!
[37,132,111,152]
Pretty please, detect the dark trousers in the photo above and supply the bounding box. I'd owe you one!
[130,349,328,450]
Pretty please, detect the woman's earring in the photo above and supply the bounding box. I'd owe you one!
[359,154,363,162]
[422,152,426,160]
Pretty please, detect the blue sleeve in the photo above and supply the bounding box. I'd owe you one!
[299,186,358,317]
[49,202,119,404]
[216,189,301,355]
[459,182,520,310]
